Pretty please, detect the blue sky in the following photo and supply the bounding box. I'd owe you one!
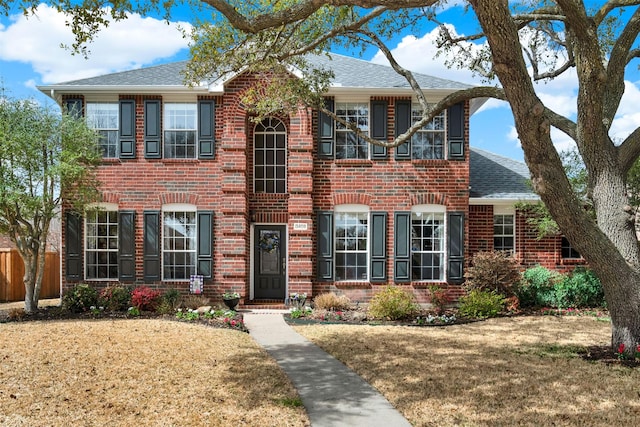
[2,2,640,162]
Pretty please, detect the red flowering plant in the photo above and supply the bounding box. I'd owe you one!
[130,286,161,311]
[617,343,626,360]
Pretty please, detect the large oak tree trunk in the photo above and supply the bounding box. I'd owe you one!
[471,0,640,355]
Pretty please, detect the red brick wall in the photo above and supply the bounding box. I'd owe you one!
[467,205,587,275]
[60,75,478,305]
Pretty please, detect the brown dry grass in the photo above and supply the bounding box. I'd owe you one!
[0,319,309,427]
[294,316,640,426]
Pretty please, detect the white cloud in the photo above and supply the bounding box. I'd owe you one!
[0,4,191,83]
[370,27,485,86]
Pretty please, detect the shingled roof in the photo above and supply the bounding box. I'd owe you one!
[470,147,538,201]
[40,53,472,91]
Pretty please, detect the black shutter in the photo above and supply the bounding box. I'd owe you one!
[64,98,83,119]
[144,100,162,159]
[197,211,213,279]
[65,212,82,280]
[448,211,465,284]
[370,212,387,282]
[143,211,161,282]
[316,211,333,281]
[118,210,136,281]
[198,100,215,159]
[394,212,411,282]
[318,98,334,159]
[119,100,136,159]
[371,100,388,159]
[447,102,465,160]
[395,101,411,160]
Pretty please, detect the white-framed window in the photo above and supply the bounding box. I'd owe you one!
[334,204,369,281]
[411,205,445,281]
[162,204,197,280]
[412,104,445,160]
[164,103,197,159]
[85,203,119,280]
[494,213,515,253]
[335,102,369,159]
[86,102,118,158]
[254,117,287,193]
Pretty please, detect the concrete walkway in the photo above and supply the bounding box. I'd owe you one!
[243,311,411,427]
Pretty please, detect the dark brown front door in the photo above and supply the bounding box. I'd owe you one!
[253,225,286,300]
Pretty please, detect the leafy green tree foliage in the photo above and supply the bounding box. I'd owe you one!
[5,0,640,354]
[0,96,101,312]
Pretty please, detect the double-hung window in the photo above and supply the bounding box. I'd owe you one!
[411,104,445,160]
[86,102,119,158]
[335,102,369,159]
[493,213,515,253]
[411,206,445,281]
[163,206,197,280]
[85,207,119,280]
[334,205,369,281]
[164,103,197,159]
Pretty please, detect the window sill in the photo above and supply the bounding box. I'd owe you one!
[410,281,448,288]
[411,158,447,165]
[335,159,373,167]
[560,258,586,265]
[101,158,121,164]
[334,281,372,289]
[161,158,199,164]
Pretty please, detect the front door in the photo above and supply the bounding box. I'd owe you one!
[253,225,286,300]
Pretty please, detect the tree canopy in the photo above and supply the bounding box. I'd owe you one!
[4,0,640,352]
[0,95,101,312]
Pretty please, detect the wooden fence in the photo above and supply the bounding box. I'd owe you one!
[0,249,60,302]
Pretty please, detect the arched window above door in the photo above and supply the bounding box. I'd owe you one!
[254,117,287,193]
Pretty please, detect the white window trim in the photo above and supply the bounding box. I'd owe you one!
[334,204,370,282]
[84,203,119,281]
[161,203,197,281]
[163,103,198,159]
[411,204,446,282]
[253,117,288,194]
[411,103,447,160]
[493,207,516,253]
[334,101,370,160]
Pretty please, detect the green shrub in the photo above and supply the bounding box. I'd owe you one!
[98,284,131,311]
[553,268,605,308]
[516,265,562,307]
[62,284,99,313]
[516,266,604,309]
[130,286,162,311]
[458,289,505,319]
[367,286,419,320]
[313,292,351,311]
[464,251,520,296]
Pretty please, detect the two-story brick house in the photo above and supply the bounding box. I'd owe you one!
[38,53,582,305]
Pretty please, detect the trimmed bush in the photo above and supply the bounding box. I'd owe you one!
[98,284,131,311]
[62,284,99,313]
[516,266,604,309]
[179,294,210,310]
[458,289,505,319]
[516,265,562,307]
[464,251,520,296]
[313,292,351,311]
[130,286,162,311]
[553,268,605,308]
[368,286,419,320]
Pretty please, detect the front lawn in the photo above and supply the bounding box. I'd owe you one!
[294,316,639,426]
[0,319,309,427]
